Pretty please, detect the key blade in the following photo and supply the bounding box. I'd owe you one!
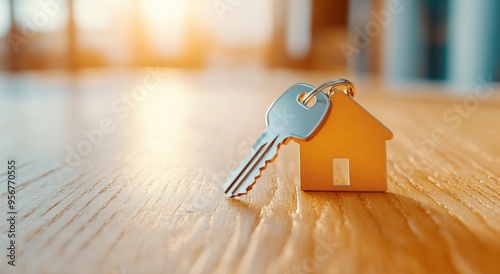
[224,136,271,195]
[223,82,331,198]
[229,136,279,197]
[224,134,284,198]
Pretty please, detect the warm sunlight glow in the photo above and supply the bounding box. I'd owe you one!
[137,80,188,153]
[142,0,188,56]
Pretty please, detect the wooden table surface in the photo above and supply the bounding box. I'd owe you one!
[0,69,499,274]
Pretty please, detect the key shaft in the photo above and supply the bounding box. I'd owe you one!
[223,83,330,198]
[225,132,285,197]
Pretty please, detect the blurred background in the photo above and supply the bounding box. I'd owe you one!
[0,0,499,89]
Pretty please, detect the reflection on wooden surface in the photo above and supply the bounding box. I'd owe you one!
[0,69,499,274]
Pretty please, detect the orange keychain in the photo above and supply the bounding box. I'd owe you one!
[297,79,393,192]
[223,79,392,199]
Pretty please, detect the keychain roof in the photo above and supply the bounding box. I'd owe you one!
[297,79,393,192]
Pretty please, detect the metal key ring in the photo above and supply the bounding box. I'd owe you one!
[301,78,356,105]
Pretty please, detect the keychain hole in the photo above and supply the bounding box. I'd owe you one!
[298,92,317,108]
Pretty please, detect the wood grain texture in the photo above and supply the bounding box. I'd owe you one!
[0,69,499,274]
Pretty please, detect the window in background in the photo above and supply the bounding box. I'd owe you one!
[267,0,349,69]
[0,0,10,38]
[196,0,274,68]
[11,0,69,69]
[74,0,113,31]
[286,0,311,59]
[379,0,499,87]
[14,0,68,33]
[0,0,10,70]
[448,0,500,88]
[142,0,188,57]
[74,0,133,66]
[210,0,273,48]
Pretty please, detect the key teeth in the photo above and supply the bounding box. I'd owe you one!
[225,141,283,198]
[227,171,260,198]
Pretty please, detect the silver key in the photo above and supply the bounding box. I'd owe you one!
[224,83,330,198]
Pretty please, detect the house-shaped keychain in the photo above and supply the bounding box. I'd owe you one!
[298,90,393,192]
